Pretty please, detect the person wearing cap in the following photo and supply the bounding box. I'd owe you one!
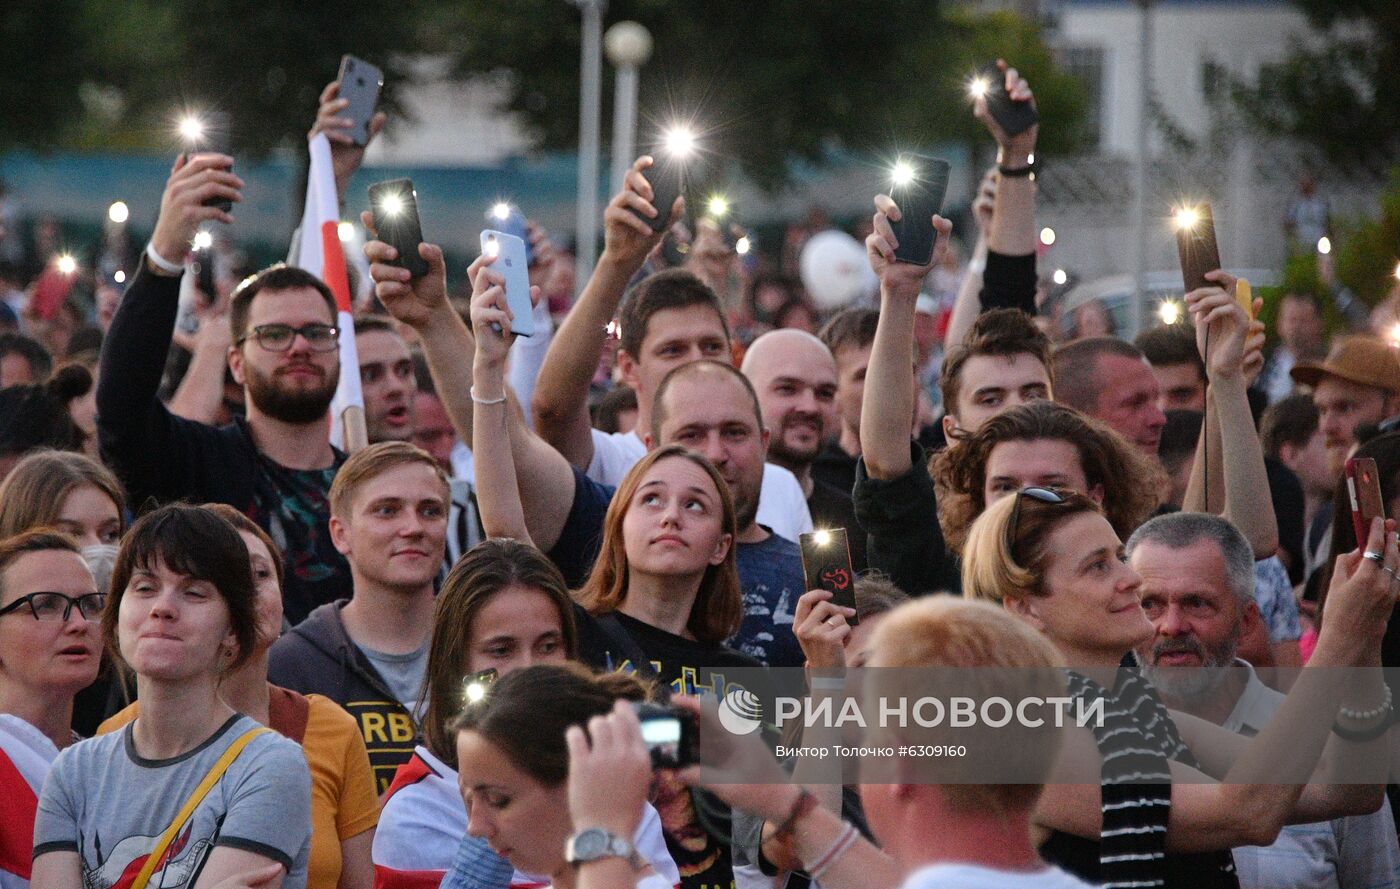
[1291,334,1400,479]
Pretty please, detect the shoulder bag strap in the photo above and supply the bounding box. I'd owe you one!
[128,726,272,889]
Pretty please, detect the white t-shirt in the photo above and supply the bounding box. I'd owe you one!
[899,861,1098,889]
[587,428,813,542]
[373,745,679,888]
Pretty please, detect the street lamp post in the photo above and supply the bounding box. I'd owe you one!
[1130,0,1155,338]
[572,0,606,293]
[605,21,653,197]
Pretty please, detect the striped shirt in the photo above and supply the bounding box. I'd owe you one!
[1040,665,1239,889]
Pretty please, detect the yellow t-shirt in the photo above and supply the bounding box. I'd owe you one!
[99,686,380,889]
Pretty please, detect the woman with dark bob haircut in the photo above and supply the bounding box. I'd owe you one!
[31,504,313,889]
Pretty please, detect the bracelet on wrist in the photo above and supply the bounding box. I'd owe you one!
[808,822,859,881]
[997,160,1037,179]
[1339,683,1393,722]
[470,387,507,406]
[1332,712,1391,742]
[145,242,185,276]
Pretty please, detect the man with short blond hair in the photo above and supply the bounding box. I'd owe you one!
[270,441,449,792]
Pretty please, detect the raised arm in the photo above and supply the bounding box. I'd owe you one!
[978,62,1038,262]
[1182,272,1279,558]
[860,195,952,479]
[531,156,681,468]
[310,78,387,206]
[943,168,995,350]
[168,312,232,423]
[97,153,243,502]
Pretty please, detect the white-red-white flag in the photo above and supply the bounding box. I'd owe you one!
[296,133,364,452]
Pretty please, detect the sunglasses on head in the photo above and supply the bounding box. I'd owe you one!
[1005,486,1067,555]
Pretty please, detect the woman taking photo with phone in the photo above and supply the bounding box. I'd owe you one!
[99,505,376,889]
[961,488,1393,888]
[373,539,612,889]
[453,663,676,889]
[31,503,312,889]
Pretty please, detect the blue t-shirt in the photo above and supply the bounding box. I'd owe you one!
[549,467,805,667]
[731,531,806,667]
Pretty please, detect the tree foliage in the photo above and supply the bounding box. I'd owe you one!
[3,0,1087,190]
[1232,0,1400,164]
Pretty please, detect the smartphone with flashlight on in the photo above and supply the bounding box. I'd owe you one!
[337,55,384,147]
[480,230,535,337]
[889,155,951,267]
[369,179,429,278]
[799,528,857,622]
[183,111,234,213]
[633,702,699,769]
[461,668,498,706]
[1345,457,1387,546]
[980,64,1039,137]
[486,203,533,265]
[637,160,683,233]
[1175,202,1222,295]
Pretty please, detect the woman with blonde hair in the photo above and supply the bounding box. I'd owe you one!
[961,488,1394,888]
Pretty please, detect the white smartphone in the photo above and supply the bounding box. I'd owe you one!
[480,230,535,337]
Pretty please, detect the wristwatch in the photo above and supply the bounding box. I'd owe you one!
[565,828,643,869]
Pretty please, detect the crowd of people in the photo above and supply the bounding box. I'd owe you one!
[3,55,1400,889]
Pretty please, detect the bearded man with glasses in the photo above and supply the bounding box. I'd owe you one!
[97,153,353,624]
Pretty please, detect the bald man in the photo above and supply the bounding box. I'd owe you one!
[743,329,867,571]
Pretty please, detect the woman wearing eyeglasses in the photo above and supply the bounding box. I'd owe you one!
[30,504,312,889]
[962,487,1394,889]
[0,530,103,889]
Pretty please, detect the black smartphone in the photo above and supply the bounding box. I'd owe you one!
[337,55,384,147]
[1175,202,1222,294]
[368,178,429,278]
[184,111,234,213]
[890,155,950,267]
[636,156,684,233]
[799,529,857,622]
[634,702,699,769]
[193,246,215,298]
[981,65,1039,137]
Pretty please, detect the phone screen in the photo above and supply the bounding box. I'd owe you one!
[369,179,429,278]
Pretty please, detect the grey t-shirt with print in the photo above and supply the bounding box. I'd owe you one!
[34,714,311,889]
[359,641,430,717]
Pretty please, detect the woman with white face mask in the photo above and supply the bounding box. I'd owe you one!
[0,449,127,736]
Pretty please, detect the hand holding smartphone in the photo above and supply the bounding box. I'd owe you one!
[980,64,1039,138]
[889,155,951,267]
[799,529,858,623]
[337,55,384,147]
[1175,203,1223,295]
[481,230,535,337]
[368,179,429,278]
[184,111,234,213]
[635,156,684,233]
[1345,457,1387,547]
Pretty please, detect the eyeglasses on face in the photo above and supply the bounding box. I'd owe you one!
[237,323,340,353]
[0,591,106,622]
[1005,486,1068,554]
